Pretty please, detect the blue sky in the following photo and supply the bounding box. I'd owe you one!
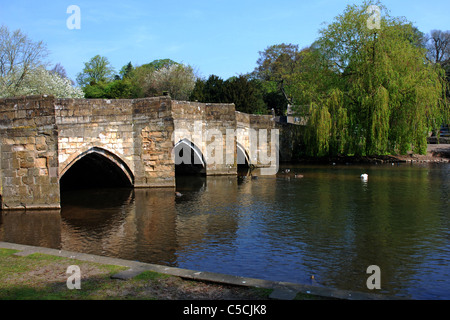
[1,0,449,83]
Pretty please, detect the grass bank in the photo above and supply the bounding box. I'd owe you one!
[0,248,323,300]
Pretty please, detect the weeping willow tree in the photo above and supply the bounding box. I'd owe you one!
[297,1,448,156]
[306,103,332,156]
[306,88,349,156]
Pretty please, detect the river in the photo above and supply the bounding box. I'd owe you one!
[1,163,449,299]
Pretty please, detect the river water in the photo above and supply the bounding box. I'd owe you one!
[1,163,449,299]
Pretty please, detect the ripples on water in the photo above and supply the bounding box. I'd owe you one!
[1,163,449,299]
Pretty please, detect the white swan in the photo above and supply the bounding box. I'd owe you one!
[360,173,368,181]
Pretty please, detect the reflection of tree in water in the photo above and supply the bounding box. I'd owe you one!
[297,165,444,296]
[426,163,450,243]
[244,164,448,297]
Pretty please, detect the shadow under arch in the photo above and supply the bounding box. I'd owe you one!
[173,139,206,176]
[59,147,134,191]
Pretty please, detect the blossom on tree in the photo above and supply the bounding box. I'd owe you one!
[0,66,84,98]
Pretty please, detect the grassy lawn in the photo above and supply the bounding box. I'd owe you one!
[0,248,275,300]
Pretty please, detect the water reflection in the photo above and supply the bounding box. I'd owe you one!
[0,210,61,249]
[0,163,449,299]
[60,187,178,264]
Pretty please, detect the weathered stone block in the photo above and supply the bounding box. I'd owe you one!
[35,157,47,169]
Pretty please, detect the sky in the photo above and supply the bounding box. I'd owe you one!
[1,0,449,83]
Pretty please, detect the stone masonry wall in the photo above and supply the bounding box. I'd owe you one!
[0,95,60,210]
[0,94,297,210]
[172,101,237,175]
[56,96,175,188]
[132,97,175,187]
[55,98,135,178]
[235,111,279,167]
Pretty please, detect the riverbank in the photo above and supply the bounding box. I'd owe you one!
[0,244,271,300]
[290,144,450,165]
[0,242,398,301]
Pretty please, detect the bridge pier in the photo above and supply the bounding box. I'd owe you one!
[0,96,60,210]
[132,98,176,188]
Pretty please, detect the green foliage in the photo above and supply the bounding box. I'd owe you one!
[293,0,448,156]
[78,58,196,100]
[76,55,115,87]
[141,58,179,71]
[224,76,267,114]
[254,43,300,83]
[306,103,331,157]
[82,79,135,99]
[189,78,206,102]
[119,62,134,79]
[327,88,349,156]
[104,79,135,99]
[82,82,107,98]
[189,74,267,114]
[191,74,228,103]
[262,91,287,116]
[368,86,390,155]
[252,43,303,114]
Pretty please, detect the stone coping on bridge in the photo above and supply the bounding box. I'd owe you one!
[0,241,405,300]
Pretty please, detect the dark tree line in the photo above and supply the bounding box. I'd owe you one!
[189,75,269,114]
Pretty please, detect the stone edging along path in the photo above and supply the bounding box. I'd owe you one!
[0,241,405,300]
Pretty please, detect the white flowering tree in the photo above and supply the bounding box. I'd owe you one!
[145,63,197,100]
[0,66,84,98]
[0,25,84,99]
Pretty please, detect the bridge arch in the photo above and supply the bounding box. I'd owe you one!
[173,139,206,175]
[236,142,251,166]
[59,147,134,190]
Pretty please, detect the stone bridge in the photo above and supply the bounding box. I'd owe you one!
[0,95,303,210]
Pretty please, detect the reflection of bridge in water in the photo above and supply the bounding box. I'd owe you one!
[0,95,303,210]
[0,175,259,266]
